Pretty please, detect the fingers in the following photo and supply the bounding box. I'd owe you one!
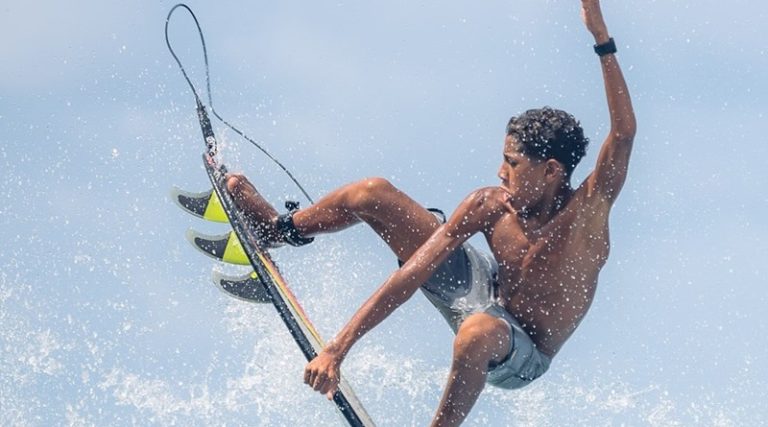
[314,375,339,396]
[225,173,249,194]
[503,200,515,214]
[303,364,323,388]
[304,364,340,397]
[224,173,240,193]
[309,375,339,397]
[312,373,339,396]
[497,190,515,214]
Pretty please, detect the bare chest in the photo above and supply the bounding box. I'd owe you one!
[490,211,609,290]
[484,200,613,355]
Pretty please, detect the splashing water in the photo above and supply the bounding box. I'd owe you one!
[0,231,756,426]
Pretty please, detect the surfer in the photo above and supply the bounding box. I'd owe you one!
[226,1,634,425]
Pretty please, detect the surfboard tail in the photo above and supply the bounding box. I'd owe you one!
[171,157,375,426]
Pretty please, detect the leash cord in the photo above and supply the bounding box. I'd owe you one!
[165,4,314,204]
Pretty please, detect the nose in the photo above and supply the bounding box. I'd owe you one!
[497,164,507,182]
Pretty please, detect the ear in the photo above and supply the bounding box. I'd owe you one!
[544,159,566,183]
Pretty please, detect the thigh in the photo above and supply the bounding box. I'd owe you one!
[453,312,513,366]
[483,305,552,389]
[355,179,442,262]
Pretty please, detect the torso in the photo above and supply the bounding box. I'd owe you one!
[484,186,612,357]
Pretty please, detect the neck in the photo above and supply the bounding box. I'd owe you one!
[518,183,573,228]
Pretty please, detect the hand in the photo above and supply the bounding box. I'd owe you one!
[304,348,343,400]
[580,0,609,42]
[497,188,516,214]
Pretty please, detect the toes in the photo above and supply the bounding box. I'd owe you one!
[225,174,243,193]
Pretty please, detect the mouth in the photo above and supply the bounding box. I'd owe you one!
[498,185,515,203]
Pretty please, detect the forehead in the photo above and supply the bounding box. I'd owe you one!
[503,135,526,156]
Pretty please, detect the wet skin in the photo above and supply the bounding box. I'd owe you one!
[227,1,635,424]
[226,124,630,425]
[488,137,611,357]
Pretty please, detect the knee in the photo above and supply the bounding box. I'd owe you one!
[345,177,397,211]
[452,314,509,365]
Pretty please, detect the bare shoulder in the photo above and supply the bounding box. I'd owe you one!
[460,186,512,212]
[448,187,513,234]
[570,178,614,224]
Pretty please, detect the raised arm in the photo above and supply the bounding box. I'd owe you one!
[303,188,511,398]
[582,0,637,204]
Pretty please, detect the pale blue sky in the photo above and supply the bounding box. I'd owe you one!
[1,1,766,425]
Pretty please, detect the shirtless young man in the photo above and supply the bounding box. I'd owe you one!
[226,1,635,425]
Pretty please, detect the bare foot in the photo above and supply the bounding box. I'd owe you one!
[225,174,284,246]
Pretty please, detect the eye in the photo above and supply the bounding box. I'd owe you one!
[505,157,518,167]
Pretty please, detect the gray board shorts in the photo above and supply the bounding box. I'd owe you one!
[401,211,551,389]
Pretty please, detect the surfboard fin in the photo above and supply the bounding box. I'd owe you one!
[211,270,271,303]
[171,186,228,222]
[185,229,250,266]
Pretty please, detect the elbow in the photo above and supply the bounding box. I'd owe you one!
[611,121,636,144]
[610,109,637,144]
[612,132,635,145]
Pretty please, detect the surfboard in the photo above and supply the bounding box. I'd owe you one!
[173,101,375,427]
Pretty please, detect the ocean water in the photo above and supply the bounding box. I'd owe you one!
[0,228,760,426]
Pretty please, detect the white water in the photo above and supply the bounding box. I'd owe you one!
[0,230,759,425]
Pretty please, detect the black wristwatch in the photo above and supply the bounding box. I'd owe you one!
[594,38,617,56]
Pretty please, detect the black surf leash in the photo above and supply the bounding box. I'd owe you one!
[165,3,314,204]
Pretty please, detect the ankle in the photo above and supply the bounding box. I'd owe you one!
[276,211,314,247]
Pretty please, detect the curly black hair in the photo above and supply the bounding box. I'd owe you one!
[506,107,589,177]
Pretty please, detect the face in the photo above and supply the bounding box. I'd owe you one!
[497,135,548,212]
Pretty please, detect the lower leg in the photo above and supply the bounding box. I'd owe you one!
[431,314,512,427]
[227,174,369,237]
[227,175,439,260]
[431,361,488,427]
[291,181,369,236]
[294,177,441,261]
